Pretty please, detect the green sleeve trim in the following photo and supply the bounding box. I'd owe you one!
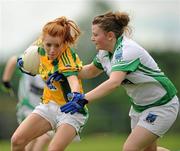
[38,47,46,56]
[62,71,78,77]
[139,63,161,74]
[93,56,103,70]
[112,58,140,72]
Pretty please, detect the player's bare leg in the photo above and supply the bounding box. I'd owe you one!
[48,123,76,151]
[144,141,157,151]
[31,133,51,151]
[123,126,158,151]
[11,113,52,151]
[25,139,37,151]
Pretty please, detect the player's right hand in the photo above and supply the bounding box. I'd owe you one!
[0,81,15,97]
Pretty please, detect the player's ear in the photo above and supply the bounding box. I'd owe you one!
[107,31,115,41]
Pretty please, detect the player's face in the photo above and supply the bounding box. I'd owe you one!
[91,24,111,51]
[43,34,63,60]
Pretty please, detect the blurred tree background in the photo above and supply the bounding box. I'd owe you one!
[0,0,180,140]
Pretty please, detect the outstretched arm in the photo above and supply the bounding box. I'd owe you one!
[60,71,126,114]
[85,71,127,102]
[2,55,17,82]
[79,63,103,79]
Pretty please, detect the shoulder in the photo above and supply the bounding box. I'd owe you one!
[60,47,79,63]
[114,37,147,61]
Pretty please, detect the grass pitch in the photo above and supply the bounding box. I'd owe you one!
[0,133,179,151]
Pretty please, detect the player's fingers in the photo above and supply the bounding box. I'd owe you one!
[60,103,73,112]
[73,102,81,109]
[60,103,70,111]
[70,108,78,114]
[64,106,75,113]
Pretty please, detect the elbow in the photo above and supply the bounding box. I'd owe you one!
[109,79,121,90]
[112,82,120,89]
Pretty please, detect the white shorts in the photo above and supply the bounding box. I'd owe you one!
[129,96,179,137]
[32,101,89,138]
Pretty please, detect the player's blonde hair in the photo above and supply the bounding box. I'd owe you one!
[42,16,81,45]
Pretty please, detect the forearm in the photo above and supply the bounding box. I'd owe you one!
[2,56,17,82]
[79,65,93,79]
[60,72,126,114]
[85,79,119,102]
[85,71,126,103]
[79,63,102,79]
[67,75,81,92]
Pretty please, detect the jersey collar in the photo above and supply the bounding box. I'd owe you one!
[113,35,123,52]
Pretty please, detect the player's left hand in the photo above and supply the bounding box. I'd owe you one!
[60,92,88,114]
[46,71,63,90]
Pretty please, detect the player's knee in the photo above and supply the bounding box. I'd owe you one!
[11,133,26,148]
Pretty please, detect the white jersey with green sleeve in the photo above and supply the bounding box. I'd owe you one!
[93,36,177,112]
[18,74,44,109]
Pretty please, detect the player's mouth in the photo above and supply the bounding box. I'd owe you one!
[48,54,56,60]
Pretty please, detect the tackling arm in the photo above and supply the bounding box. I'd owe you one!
[85,71,127,102]
[60,71,126,114]
[2,55,17,82]
[78,63,103,79]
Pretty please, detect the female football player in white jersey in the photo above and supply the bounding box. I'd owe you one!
[2,55,52,151]
[61,11,179,151]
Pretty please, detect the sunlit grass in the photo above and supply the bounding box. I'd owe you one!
[1,133,180,151]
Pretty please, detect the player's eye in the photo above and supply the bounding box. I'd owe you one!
[46,43,52,47]
[54,44,60,48]
[93,33,98,37]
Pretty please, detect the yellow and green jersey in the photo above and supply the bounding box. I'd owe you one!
[37,45,83,105]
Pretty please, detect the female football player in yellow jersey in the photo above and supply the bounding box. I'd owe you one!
[11,16,88,151]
